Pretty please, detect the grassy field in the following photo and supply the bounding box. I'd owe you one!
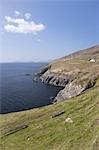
[0,85,99,150]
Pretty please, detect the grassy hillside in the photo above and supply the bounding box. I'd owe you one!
[0,85,99,150]
[50,45,99,74]
[39,45,99,102]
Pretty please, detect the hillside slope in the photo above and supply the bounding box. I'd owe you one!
[39,45,99,102]
[0,85,99,150]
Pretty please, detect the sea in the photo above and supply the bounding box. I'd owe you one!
[0,63,62,114]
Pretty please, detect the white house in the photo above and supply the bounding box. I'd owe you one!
[89,58,96,62]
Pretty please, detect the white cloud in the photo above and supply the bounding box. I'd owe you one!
[14,10,20,16]
[25,13,31,20]
[4,14,46,34]
[5,16,12,22]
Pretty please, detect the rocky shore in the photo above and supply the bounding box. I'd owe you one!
[39,68,98,102]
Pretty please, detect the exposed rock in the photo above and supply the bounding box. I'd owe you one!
[40,70,74,87]
[39,68,99,103]
[39,66,99,103]
[65,117,73,123]
[25,73,31,76]
[54,77,97,102]
[38,65,51,76]
[54,83,84,102]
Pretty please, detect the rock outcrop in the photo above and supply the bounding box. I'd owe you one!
[40,70,74,87]
[54,78,96,102]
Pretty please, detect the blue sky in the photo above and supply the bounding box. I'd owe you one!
[0,0,99,62]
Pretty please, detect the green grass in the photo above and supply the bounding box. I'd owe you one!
[0,86,99,150]
[50,46,99,75]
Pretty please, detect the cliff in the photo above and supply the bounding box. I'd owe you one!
[39,45,99,102]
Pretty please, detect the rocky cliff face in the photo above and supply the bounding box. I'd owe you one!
[54,77,97,102]
[40,70,74,87]
[39,45,99,102]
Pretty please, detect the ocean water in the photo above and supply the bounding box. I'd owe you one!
[0,63,62,114]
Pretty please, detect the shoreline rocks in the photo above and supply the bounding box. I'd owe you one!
[53,83,85,102]
[39,70,74,87]
[38,65,98,103]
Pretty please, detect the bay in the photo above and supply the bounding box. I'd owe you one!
[0,63,62,114]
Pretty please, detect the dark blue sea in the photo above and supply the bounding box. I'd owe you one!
[0,63,62,114]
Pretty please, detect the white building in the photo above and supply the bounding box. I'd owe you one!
[89,58,96,62]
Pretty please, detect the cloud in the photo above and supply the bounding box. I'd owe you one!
[14,10,21,16]
[25,13,31,20]
[4,12,46,34]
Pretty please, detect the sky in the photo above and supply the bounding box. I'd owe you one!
[0,0,99,62]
